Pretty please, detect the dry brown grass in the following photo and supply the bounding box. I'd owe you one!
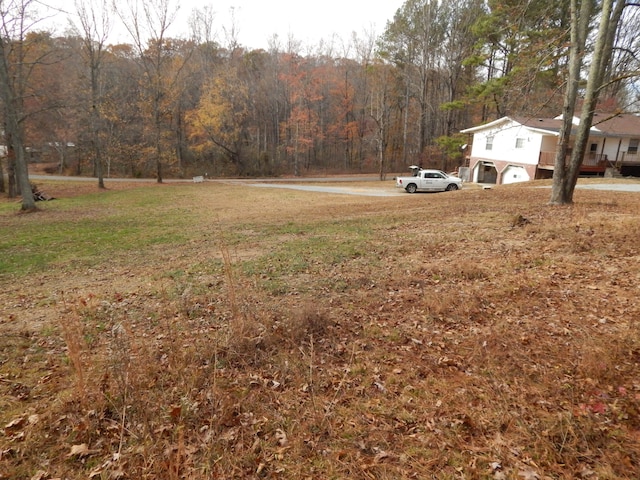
[2,178,640,479]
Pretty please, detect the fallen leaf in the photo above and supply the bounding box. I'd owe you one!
[111,467,125,479]
[4,416,26,435]
[30,470,47,480]
[67,443,90,458]
[580,467,596,478]
[169,404,182,421]
[587,402,607,414]
[374,381,386,392]
[89,466,104,478]
[275,428,288,447]
[518,469,540,480]
[374,450,390,463]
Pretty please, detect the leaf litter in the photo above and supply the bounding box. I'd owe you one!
[1,179,640,478]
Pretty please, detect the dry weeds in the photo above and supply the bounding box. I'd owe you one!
[1,179,640,479]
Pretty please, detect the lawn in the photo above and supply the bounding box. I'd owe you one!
[1,179,640,479]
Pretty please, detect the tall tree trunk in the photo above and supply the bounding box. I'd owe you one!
[549,0,591,205]
[0,156,4,193]
[402,80,410,166]
[92,71,105,189]
[550,0,625,204]
[565,0,624,202]
[4,123,35,210]
[7,142,16,198]
[155,96,163,183]
[0,69,34,209]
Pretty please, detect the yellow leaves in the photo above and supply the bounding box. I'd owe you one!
[187,69,250,148]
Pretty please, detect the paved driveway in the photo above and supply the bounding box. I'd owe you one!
[248,183,403,197]
[575,183,640,192]
[31,174,640,195]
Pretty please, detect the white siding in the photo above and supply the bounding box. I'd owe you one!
[540,135,557,153]
[591,137,635,163]
[604,138,626,163]
[469,120,543,165]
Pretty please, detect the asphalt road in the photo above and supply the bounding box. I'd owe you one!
[29,174,640,196]
[575,183,640,192]
[247,183,403,197]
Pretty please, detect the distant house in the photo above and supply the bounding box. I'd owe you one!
[460,113,640,184]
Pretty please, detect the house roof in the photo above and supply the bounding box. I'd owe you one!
[461,113,640,138]
[459,117,513,133]
[516,116,563,133]
[459,116,565,136]
[589,113,640,137]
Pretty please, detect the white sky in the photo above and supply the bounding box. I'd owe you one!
[42,0,403,51]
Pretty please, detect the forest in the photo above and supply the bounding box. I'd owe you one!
[0,0,639,189]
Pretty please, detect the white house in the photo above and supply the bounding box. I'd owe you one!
[460,113,640,184]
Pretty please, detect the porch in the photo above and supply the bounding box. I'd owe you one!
[616,151,640,167]
[538,151,610,173]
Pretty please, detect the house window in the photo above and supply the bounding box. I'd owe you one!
[485,135,494,151]
[515,138,525,149]
[590,143,598,153]
[629,139,639,154]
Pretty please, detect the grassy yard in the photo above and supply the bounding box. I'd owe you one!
[1,179,640,479]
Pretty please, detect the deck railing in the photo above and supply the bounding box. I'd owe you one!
[619,152,640,167]
[538,151,607,167]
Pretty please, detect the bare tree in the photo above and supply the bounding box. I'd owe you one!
[75,0,112,189]
[188,5,215,45]
[370,64,391,181]
[0,0,37,210]
[115,0,179,183]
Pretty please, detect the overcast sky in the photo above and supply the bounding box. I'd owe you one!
[42,0,403,51]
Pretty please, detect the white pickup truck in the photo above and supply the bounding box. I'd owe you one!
[395,167,463,193]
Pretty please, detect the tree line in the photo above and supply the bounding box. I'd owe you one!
[1,0,638,209]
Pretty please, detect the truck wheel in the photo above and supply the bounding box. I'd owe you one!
[445,184,458,191]
[406,183,417,193]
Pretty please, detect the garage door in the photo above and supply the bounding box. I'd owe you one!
[476,162,498,184]
[502,165,530,184]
